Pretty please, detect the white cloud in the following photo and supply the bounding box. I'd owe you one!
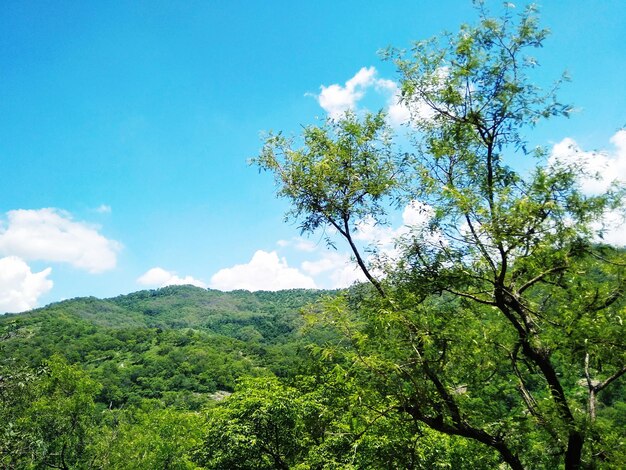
[301,254,341,276]
[375,78,413,127]
[137,267,207,288]
[550,130,626,246]
[354,215,397,247]
[0,208,121,273]
[210,250,316,291]
[302,252,365,288]
[595,209,626,247]
[315,67,413,125]
[0,256,53,313]
[95,204,112,214]
[354,201,435,251]
[401,201,435,227]
[388,97,412,126]
[314,66,443,126]
[300,201,437,288]
[230,203,435,291]
[294,238,318,252]
[550,131,626,194]
[317,66,378,118]
[276,237,318,252]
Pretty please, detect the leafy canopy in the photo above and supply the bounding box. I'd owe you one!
[256,3,625,469]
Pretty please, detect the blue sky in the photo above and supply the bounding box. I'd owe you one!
[1,1,624,312]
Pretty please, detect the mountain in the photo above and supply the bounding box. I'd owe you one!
[0,286,332,408]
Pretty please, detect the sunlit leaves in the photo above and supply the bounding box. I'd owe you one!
[257,2,625,468]
[255,111,399,239]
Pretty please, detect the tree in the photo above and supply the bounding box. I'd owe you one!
[92,404,204,470]
[0,361,44,469]
[194,376,315,469]
[194,366,499,469]
[0,356,102,469]
[256,3,625,468]
[258,110,398,297]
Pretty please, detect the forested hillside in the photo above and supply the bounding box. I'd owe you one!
[3,280,623,469]
[2,3,625,469]
[1,287,352,468]
[1,286,328,408]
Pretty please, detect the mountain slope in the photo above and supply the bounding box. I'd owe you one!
[0,286,332,407]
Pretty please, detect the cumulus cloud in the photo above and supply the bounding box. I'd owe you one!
[0,208,121,273]
[401,201,436,227]
[137,267,207,288]
[317,67,378,118]
[596,209,626,247]
[314,66,441,126]
[302,252,365,288]
[355,201,435,251]
[232,204,435,291]
[314,67,413,125]
[0,256,53,313]
[375,78,413,126]
[296,201,437,289]
[550,130,626,194]
[387,95,412,126]
[550,130,626,246]
[210,250,316,291]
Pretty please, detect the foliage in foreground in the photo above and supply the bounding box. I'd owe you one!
[256,3,625,469]
[194,371,500,470]
[0,357,203,469]
[2,3,625,469]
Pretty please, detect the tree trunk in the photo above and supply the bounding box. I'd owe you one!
[564,432,584,470]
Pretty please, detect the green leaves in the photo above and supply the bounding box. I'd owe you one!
[194,377,313,469]
[0,357,101,469]
[257,2,625,468]
[255,111,398,238]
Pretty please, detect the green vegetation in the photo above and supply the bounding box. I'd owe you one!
[2,4,625,469]
[1,287,331,468]
[255,3,625,469]
[1,287,327,408]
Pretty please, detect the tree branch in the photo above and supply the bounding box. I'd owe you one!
[330,215,386,298]
[517,265,568,294]
[443,288,497,306]
[595,364,626,394]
